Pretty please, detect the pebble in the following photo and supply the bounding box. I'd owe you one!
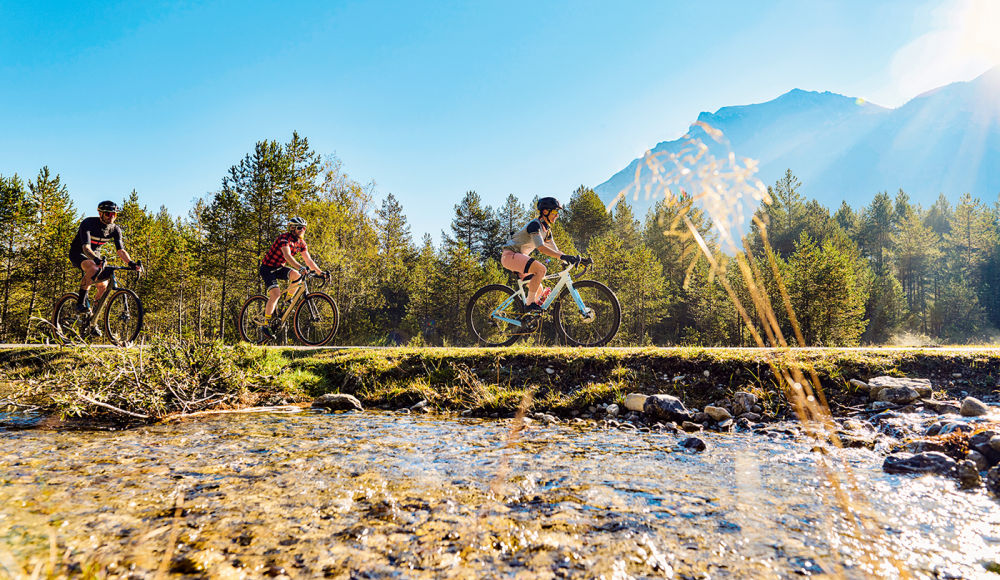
[737,412,761,422]
[960,397,990,417]
[957,460,982,489]
[717,418,733,429]
[992,436,1000,454]
[733,392,757,416]
[679,437,707,452]
[877,387,920,405]
[606,404,620,418]
[849,379,870,392]
[922,399,961,415]
[681,421,703,432]
[545,367,555,375]
[410,400,428,410]
[624,393,647,412]
[705,406,732,422]
[883,452,956,475]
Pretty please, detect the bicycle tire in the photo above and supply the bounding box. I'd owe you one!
[103,289,144,346]
[466,284,524,347]
[238,295,271,345]
[556,280,621,347]
[52,293,89,342]
[293,292,339,346]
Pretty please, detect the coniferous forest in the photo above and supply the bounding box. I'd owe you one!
[2,132,999,347]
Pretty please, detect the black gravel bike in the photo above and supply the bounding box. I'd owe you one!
[466,257,621,347]
[52,262,145,346]
[238,272,339,346]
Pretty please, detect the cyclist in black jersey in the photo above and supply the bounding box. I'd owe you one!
[69,200,144,315]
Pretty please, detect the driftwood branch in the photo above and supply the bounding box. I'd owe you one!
[160,405,305,422]
[76,391,150,419]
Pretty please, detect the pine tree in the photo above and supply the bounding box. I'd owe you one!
[893,211,940,331]
[946,192,997,287]
[496,194,528,238]
[0,174,28,342]
[375,193,414,338]
[565,185,612,253]
[450,191,501,263]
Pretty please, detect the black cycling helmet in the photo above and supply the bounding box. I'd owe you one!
[97,200,120,213]
[537,197,563,212]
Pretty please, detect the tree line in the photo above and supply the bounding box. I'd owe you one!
[2,135,999,346]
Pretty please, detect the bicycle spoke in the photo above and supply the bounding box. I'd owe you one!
[558,281,621,347]
[467,285,522,347]
[294,293,338,346]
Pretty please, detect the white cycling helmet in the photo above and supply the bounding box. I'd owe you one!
[288,216,307,228]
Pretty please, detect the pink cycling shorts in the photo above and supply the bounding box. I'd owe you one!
[501,250,542,279]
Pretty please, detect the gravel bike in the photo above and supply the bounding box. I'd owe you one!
[238,271,339,346]
[52,262,145,346]
[466,257,621,347]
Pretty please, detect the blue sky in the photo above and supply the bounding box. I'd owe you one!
[2,0,998,239]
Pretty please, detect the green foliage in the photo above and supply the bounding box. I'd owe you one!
[565,185,612,253]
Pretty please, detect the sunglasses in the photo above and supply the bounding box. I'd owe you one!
[294,226,306,231]
[101,211,118,217]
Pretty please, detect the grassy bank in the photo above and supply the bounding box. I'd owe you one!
[2,343,999,423]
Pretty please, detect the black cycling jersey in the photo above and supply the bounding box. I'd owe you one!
[69,217,124,257]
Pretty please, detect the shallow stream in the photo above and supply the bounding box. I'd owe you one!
[2,411,999,579]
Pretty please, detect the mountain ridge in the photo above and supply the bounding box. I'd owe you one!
[595,66,1000,218]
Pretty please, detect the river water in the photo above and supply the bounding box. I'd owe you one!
[1,410,998,579]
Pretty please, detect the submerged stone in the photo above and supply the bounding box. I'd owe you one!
[922,399,961,415]
[312,393,364,412]
[957,460,982,489]
[877,387,920,405]
[988,466,1000,496]
[679,437,707,452]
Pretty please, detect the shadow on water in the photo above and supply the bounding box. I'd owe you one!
[1,411,998,578]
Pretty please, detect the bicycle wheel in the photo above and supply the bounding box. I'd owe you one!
[103,289,144,346]
[466,284,524,347]
[52,293,89,342]
[556,280,621,347]
[238,295,270,345]
[293,293,339,346]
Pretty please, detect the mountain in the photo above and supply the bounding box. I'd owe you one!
[595,66,1000,220]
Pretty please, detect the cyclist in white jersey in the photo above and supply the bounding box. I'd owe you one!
[500,197,581,312]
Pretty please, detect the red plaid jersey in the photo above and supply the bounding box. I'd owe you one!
[261,232,308,267]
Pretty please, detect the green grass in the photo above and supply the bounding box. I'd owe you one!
[2,344,998,422]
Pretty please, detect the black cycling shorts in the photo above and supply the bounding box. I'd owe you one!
[260,264,292,291]
[70,253,113,282]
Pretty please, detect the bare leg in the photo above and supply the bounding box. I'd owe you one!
[525,261,547,304]
[265,287,282,316]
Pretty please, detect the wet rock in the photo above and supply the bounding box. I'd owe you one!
[624,393,647,412]
[605,403,620,418]
[737,412,761,422]
[877,387,920,405]
[883,452,956,475]
[692,412,711,424]
[681,421,703,433]
[312,393,364,412]
[733,392,757,416]
[992,435,1000,454]
[643,395,693,423]
[967,450,989,472]
[988,466,1000,496]
[922,399,961,415]
[410,400,428,411]
[396,408,411,414]
[870,410,901,423]
[924,424,943,437]
[968,431,1000,466]
[849,379,870,392]
[869,401,895,411]
[960,397,990,417]
[717,418,733,430]
[869,376,932,398]
[838,435,875,449]
[705,406,732,422]
[679,437,707,452]
[939,422,974,435]
[957,460,982,489]
[903,439,947,454]
[841,419,867,431]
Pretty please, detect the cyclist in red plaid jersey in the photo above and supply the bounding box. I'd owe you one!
[258,216,327,338]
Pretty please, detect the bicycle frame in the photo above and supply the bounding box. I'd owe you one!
[83,269,124,323]
[271,275,316,327]
[490,262,591,328]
